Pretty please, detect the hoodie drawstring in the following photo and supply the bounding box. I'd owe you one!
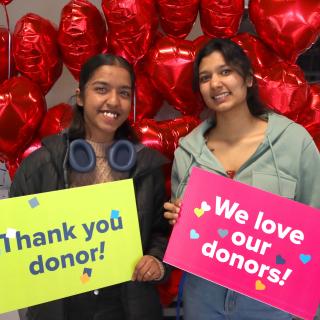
[62,136,70,189]
[175,154,194,198]
[267,135,282,196]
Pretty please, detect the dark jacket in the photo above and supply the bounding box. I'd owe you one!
[10,134,170,320]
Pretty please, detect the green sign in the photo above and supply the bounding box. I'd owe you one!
[0,179,142,314]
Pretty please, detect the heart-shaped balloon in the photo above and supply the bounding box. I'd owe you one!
[145,36,204,116]
[193,34,210,54]
[0,27,14,84]
[102,0,158,64]
[38,103,73,139]
[5,137,42,179]
[132,116,200,160]
[58,0,107,80]
[200,0,244,38]
[5,137,43,179]
[0,0,13,5]
[157,269,184,307]
[0,76,46,161]
[298,83,320,150]
[231,33,283,71]
[133,115,201,197]
[128,61,164,122]
[157,0,199,39]
[249,0,320,63]
[12,13,62,95]
[255,62,309,121]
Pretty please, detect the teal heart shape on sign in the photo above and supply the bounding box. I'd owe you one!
[218,228,228,238]
[190,229,200,239]
[299,254,311,264]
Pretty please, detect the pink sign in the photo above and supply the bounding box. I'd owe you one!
[164,167,320,319]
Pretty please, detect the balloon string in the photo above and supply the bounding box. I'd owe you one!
[2,4,11,79]
[133,90,136,123]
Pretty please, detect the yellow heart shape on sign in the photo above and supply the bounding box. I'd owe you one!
[255,280,266,291]
[194,208,204,218]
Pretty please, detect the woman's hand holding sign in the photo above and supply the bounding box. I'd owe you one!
[163,199,182,225]
[132,255,164,282]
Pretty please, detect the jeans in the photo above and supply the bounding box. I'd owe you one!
[183,273,292,320]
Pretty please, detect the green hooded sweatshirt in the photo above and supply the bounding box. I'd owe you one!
[172,112,320,209]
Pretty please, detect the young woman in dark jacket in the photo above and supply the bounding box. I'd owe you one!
[10,53,170,320]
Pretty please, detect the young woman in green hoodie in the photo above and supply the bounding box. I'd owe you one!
[164,38,320,320]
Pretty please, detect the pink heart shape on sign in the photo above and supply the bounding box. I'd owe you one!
[249,0,320,63]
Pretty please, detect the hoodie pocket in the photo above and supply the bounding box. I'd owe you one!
[252,171,297,199]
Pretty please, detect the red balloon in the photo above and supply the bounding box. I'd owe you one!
[5,137,42,180]
[0,76,46,161]
[193,34,210,54]
[102,0,158,64]
[298,84,320,150]
[255,62,309,121]
[128,62,164,122]
[5,158,19,180]
[158,0,199,39]
[232,33,283,71]
[0,0,13,5]
[145,36,204,116]
[58,0,107,80]
[12,13,62,95]
[249,0,320,63]
[132,116,200,160]
[200,0,244,38]
[38,103,73,139]
[157,269,183,306]
[0,27,14,83]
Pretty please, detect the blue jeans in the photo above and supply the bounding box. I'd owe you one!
[183,273,292,320]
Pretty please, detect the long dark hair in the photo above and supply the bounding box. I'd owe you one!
[68,53,138,142]
[193,38,270,116]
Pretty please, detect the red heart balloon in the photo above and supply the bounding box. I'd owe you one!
[255,62,309,121]
[145,36,204,116]
[0,76,46,161]
[0,0,13,5]
[0,27,15,84]
[249,0,320,63]
[38,103,73,139]
[193,34,210,54]
[297,84,320,150]
[158,0,199,39]
[231,33,283,71]
[102,0,158,64]
[5,137,42,180]
[5,157,19,180]
[200,0,244,38]
[132,116,200,160]
[128,61,164,122]
[58,0,107,80]
[12,13,63,95]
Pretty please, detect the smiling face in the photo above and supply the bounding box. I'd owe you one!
[76,65,132,143]
[198,51,252,114]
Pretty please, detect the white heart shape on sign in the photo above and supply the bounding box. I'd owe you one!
[201,201,211,212]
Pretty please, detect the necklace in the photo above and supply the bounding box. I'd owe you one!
[204,132,215,152]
